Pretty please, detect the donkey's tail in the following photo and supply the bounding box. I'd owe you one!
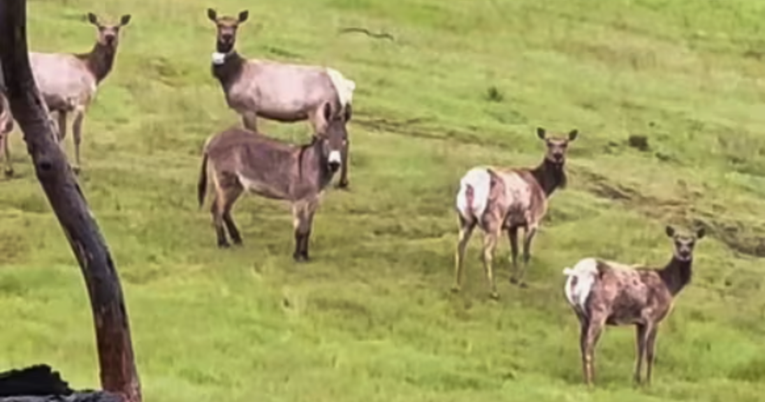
[197,152,209,209]
[455,167,491,222]
[562,258,600,316]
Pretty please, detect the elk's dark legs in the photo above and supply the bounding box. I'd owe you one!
[511,225,537,288]
[634,324,647,385]
[644,326,658,385]
[222,185,243,245]
[452,215,476,293]
[56,110,67,141]
[481,221,501,299]
[583,317,605,386]
[1,133,12,177]
[241,111,258,132]
[72,110,84,174]
[579,318,590,385]
[507,225,519,273]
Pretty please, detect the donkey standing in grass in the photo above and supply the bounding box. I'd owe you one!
[197,101,350,261]
[0,89,15,177]
[563,226,706,386]
[206,8,356,189]
[23,12,131,175]
[452,127,578,299]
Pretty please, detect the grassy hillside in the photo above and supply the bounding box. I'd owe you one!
[2,0,765,400]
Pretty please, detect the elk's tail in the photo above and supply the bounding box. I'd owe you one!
[562,258,599,316]
[455,167,491,223]
[326,67,355,108]
[197,152,209,209]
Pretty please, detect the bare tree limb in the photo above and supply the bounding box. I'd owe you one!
[338,27,395,41]
[0,2,141,402]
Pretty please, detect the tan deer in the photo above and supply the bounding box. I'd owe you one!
[452,127,578,299]
[206,8,356,189]
[563,226,706,386]
[25,12,131,174]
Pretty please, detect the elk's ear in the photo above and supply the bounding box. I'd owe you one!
[87,12,98,25]
[665,225,676,238]
[536,127,547,140]
[323,102,333,123]
[207,8,217,22]
[343,104,352,122]
[568,129,579,141]
[238,10,249,23]
[696,227,706,239]
[120,14,131,26]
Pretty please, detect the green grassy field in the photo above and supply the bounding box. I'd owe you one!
[3,0,765,400]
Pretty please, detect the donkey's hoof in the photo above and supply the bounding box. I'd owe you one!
[3,168,13,178]
[217,241,231,249]
[293,253,310,262]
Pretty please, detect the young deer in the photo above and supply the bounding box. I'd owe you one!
[206,8,356,189]
[563,226,706,386]
[453,127,578,299]
[197,101,350,261]
[26,12,131,174]
[0,89,14,177]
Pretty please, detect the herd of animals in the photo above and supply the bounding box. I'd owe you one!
[0,9,712,388]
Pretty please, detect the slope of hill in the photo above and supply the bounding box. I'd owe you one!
[2,0,765,401]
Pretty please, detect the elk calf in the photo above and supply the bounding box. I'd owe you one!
[563,226,706,386]
[197,101,350,260]
[452,127,578,299]
[22,12,131,175]
[0,89,14,177]
[206,8,356,189]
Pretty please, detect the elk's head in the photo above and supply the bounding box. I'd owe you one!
[207,8,248,60]
[87,13,131,48]
[537,127,578,166]
[666,225,705,262]
[316,103,351,173]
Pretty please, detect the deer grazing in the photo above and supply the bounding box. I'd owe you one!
[206,8,356,189]
[25,12,131,174]
[197,101,350,261]
[0,89,14,177]
[452,127,578,299]
[562,225,706,386]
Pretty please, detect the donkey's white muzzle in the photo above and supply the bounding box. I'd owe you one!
[328,150,342,171]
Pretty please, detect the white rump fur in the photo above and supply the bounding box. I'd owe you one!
[325,68,356,107]
[455,167,491,221]
[563,257,600,315]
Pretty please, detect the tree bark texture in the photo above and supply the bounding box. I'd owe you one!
[0,2,141,402]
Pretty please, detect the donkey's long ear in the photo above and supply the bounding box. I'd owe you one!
[343,104,353,122]
[536,127,546,140]
[568,129,579,141]
[207,8,217,22]
[86,12,98,25]
[696,227,706,239]
[323,102,333,123]
[238,10,249,22]
[120,14,132,26]
[665,225,676,238]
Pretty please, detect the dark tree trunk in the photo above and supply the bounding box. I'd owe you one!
[0,2,141,402]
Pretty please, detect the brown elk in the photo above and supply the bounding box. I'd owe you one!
[452,127,578,299]
[562,225,706,386]
[23,12,131,174]
[0,89,14,177]
[197,101,350,261]
[206,8,356,189]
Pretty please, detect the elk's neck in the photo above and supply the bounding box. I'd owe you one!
[211,51,245,93]
[76,42,118,84]
[530,159,567,196]
[658,256,693,296]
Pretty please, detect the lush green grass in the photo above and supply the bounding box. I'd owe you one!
[3,0,765,400]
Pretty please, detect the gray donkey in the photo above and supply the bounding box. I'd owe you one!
[26,12,131,174]
[206,8,356,189]
[197,101,350,261]
[0,89,14,177]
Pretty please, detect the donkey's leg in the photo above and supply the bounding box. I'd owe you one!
[299,198,320,259]
[337,136,350,189]
[291,200,313,261]
[221,183,244,246]
[512,224,538,288]
[71,109,85,174]
[633,324,647,385]
[644,325,658,386]
[1,132,12,177]
[452,215,476,293]
[481,220,501,299]
[210,194,229,248]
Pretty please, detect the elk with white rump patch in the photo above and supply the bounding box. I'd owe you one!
[206,8,356,189]
[197,101,350,261]
[20,12,131,175]
[452,127,578,299]
[0,89,15,177]
[562,225,706,386]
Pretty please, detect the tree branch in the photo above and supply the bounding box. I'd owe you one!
[0,2,141,402]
